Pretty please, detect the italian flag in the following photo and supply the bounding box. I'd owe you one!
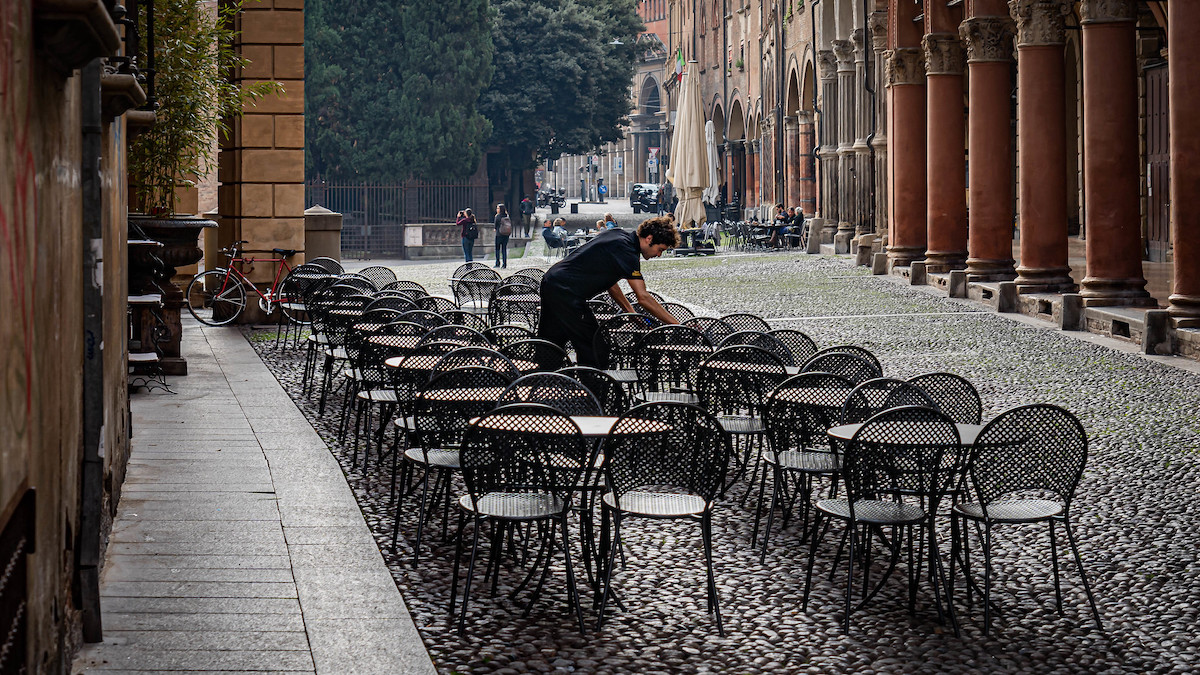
[675,48,684,83]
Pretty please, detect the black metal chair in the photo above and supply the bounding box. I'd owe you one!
[642,301,695,323]
[274,262,329,349]
[365,296,418,314]
[507,268,545,288]
[498,372,603,416]
[418,295,461,315]
[482,323,535,348]
[451,404,590,631]
[597,402,735,635]
[450,266,502,312]
[768,328,819,365]
[334,273,377,294]
[683,316,736,345]
[908,372,983,424]
[631,325,712,404]
[593,312,663,371]
[800,351,882,384]
[357,265,398,290]
[430,346,521,381]
[754,372,856,557]
[443,309,489,332]
[951,404,1102,634]
[500,338,571,373]
[397,367,514,562]
[416,324,490,349]
[802,406,962,634]
[809,345,883,374]
[489,281,540,328]
[720,312,772,333]
[396,309,450,331]
[840,377,938,424]
[381,279,428,297]
[307,256,344,274]
[558,366,631,415]
[720,330,795,366]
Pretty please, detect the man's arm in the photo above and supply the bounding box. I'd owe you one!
[608,284,637,314]
[626,278,679,325]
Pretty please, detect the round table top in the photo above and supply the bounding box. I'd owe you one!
[470,414,671,438]
[826,422,984,445]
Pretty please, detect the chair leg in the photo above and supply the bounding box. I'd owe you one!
[801,512,825,612]
[983,523,994,635]
[456,517,484,631]
[596,511,622,630]
[1063,516,1104,632]
[843,520,857,633]
[1048,518,1064,614]
[449,510,469,616]
[559,514,586,632]
[750,458,771,550]
[700,512,723,637]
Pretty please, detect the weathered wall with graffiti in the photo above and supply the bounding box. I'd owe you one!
[1,2,132,671]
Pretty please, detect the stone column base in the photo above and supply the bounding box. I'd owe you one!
[923,249,967,274]
[1080,276,1155,307]
[966,256,1017,282]
[1015,265,1077,294]
[1168,293,1200,327]
[887,244,926,268]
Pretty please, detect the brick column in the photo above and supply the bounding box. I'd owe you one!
[834,38,858,238]
[1077,0,1153,306]
[783,116,800,207]
[220,0,305,285]
[797,111,817,215]
[922,33,967,272]
[869,10,890,239]
[961,11,1017,281]
[817,49,840,241]
[886,47,927,266]
[1009,0,1076,293]
[1170,2,1200,323]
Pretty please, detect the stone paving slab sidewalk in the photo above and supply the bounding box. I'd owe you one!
[73,323,436,674]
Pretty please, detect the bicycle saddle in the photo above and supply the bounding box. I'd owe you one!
[272,248,299,256]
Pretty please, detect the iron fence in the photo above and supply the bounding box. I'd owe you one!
[305,180,490,259]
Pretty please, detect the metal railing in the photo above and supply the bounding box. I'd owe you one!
[306,180,489,259]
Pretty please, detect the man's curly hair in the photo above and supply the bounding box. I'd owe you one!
[637,215,681,247]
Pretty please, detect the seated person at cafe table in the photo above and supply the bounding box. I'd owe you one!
[538,216,681,367]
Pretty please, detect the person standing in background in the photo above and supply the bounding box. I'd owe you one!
[493,203,513,268]
[520,195,535,237]
[457,208,478,262]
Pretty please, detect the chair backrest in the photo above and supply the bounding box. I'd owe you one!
[907,372,983,424]
[357,265,398,289]
[508,269,544,289]
[498,372,603,416]
[719,330,794,366]
[501,338,570,373]
[840,377,937,424]
[764,373,857,453]
[488,282,540,328]
[845,406,961,513]
[625,289,664,305]
[633,324,713,393]
[396,309,450,331]
[800,351,881,384]
[683,316,736,345]
[442,309,489,332]
[418,295,460,315]
[720,312,772,332]
[587,297,621,323]
[557,366,630,415]
[412,367,514,448]
[697,345,789,417]
[482,323,536,348]
[968,404,1087,512]
[307,256,344,274]
[595,312,663,369]
[381,279,428,298]
[451,267,502,309]
[453,261,490,278]
[768,328,818,365]
[417,324,490,349]
[360,307,403,325]
[461,404,590,507]
[809,345,882,374]
[604,402,734,506]
[309,287,370,346]
[431,346,521,381]
[335,273,377,294]
[649,301,695,323]
[365,296,418,314]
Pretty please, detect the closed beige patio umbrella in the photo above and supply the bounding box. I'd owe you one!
[665,62,709,228]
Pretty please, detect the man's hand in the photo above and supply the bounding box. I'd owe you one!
[626,278,679,325]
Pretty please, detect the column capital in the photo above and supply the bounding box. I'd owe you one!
[1008,0,1072,47]
[885,47,926,87]
[960,16,1016,63]
[783,115,799,130]
[796,110,814,124]
[833,39,856,69]
[817,49,838,80]
[1079,0,1137,25]
[851,29,866,57]
[923,33,965,75]
[868,11,889,51]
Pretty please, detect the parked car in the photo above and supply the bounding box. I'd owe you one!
[629,183,659,213]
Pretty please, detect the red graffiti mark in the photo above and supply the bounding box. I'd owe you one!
[0,1,38,435]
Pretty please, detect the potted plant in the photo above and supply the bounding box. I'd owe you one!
[128,0,281,369]
[735,57,745,71]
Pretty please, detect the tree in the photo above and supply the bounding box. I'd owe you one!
[479,0,643,203]
[305,0,494,182]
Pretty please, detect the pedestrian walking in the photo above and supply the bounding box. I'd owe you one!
[457,208,478,262]
[520,195,535,237]
[538,215,681,367]
[656,184,667,215]
[493,203,512,268]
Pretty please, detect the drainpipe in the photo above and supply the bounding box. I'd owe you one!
[811,0,824,216]
[862,0,876,232]
[79,58,106,642]
[774,0,785,203]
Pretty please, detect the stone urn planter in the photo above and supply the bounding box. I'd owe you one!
[129,213,218,375]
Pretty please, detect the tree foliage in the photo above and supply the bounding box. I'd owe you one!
[305,0,493,182]
[479,0,643,171]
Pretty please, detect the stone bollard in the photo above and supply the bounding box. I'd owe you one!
[997,281,1018,313]
[304,205,343,262]
[1144,309,1170,355]
[872,252,888,275]
[834,232,852,255]
[910,261,927,286]
[1060,293,1083,331]
[949,270,968,298]
[854,235,876,266]
[806,219,822,254]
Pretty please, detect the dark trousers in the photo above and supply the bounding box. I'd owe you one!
[537,290,600,367]
[494,234,510,267]
[462,237,474,261]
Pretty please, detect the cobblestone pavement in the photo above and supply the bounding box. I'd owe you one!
[248,249,1200,674]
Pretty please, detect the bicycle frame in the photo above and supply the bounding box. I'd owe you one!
[222,252,294,303]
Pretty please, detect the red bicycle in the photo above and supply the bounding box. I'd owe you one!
[185,240,302,326]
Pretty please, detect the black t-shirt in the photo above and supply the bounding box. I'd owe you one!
[543,229,642,302]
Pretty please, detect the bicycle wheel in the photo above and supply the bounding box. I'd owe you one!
[274,273,310,326]
[186,270,246,326]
